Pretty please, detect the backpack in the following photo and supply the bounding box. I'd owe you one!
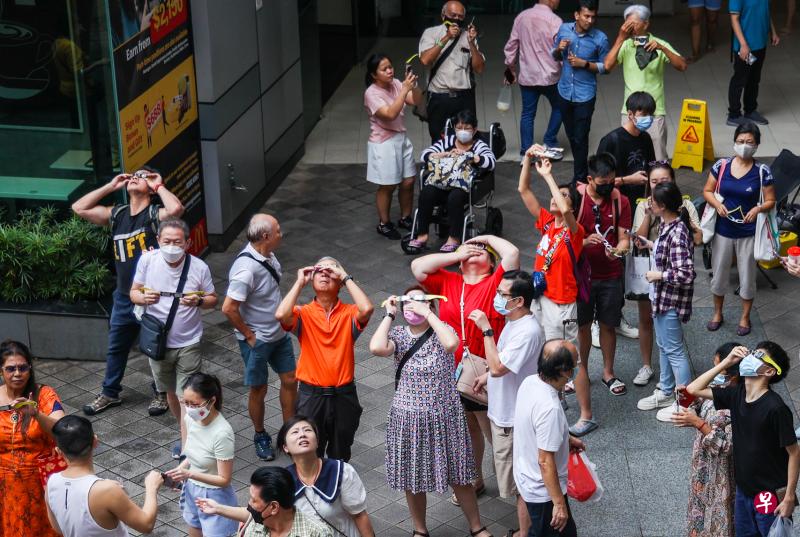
[109,203,160,235]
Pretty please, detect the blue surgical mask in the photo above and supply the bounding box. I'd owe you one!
[739,354,765,377]
[493,293,510,316]
[634,115,653,131]
[709,373,728,387]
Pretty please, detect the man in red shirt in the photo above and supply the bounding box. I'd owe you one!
[569,153,631,437]
[411,235,519,501]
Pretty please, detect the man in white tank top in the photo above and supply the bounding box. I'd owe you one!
[45,416,165,536]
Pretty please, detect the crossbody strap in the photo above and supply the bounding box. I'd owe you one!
[395,327,434,389]
[428,37,458,91]
[164,255,191,336]
[236,251,281,284]
[563,234,580,284]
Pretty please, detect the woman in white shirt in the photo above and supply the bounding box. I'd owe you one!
[165,373,238,537]
[277,416,375,537]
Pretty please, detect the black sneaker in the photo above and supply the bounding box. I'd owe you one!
[744,111,769,125]
[377,222,401,240]
[397,216,413,230]
[726,115,745,127]
[83,394,122,416]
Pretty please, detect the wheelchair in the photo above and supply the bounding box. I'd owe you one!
[401,121,507,255]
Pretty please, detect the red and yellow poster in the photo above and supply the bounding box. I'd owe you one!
[107,0,207,254]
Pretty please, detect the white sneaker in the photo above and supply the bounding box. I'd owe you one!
[633,366,654,386]
[656,382,662,391]
[656,401,680,422]
[591,321,600,348]
[637,389,675,411]
[616,316,639,339]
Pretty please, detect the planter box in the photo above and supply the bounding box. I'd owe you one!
[0,298,111,361]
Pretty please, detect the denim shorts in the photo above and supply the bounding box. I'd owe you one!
[181,480,239,537]
[687,0,721,9]
[238,335,296,386]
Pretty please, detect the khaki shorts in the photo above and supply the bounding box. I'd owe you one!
[490,421,517,498]
[149,342,202,393]
[535,296,578,346]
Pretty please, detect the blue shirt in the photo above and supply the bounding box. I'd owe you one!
[729,0,771,52]
[553,22,609,103]
[711,158,774,239]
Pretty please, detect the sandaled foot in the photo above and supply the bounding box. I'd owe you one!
[408,239,427,249]
[413,531,430,537]
[469,527,493,537]
[736,323,751,336]
[603,377,627,396]
[706,315,723,332]
[569,418,599,437]
[440,242,459,253]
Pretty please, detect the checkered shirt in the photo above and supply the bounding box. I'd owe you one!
[652,219,695,322]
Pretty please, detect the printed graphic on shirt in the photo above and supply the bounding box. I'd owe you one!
[113,226,150,263]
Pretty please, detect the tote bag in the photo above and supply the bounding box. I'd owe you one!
[700,159,728,244]
[624,247,651,299]
[754,163,780,261]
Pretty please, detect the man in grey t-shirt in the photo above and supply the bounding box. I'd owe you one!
[222,214,296,462]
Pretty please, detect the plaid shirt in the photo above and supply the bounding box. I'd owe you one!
[652,219,695,322]
[240,509,333,537]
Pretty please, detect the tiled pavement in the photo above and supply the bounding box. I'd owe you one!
[35,159,800,536]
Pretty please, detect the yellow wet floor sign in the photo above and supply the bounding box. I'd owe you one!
[671,99,714,173]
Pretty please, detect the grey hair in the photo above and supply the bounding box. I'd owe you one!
[246,214,273,243]
[623,4,650,21]
[158,218,190,240]
[315,256,343,270]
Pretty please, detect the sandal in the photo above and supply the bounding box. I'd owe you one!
[440,242,459,253]
[469,527,492,537]
[408,239,426,249]
[413,532,430,537]
[563,380,575,395]
[506,530,518,537]
[736,323,752,336]
[706,316,723,332]
[569,418,599,437]
[603,377,627,396]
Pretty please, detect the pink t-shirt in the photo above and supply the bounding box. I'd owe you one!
[364,79,407,144]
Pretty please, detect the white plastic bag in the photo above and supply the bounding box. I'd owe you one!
[497,85,511,112]
[581,452,604,503]
[767,516,793,537]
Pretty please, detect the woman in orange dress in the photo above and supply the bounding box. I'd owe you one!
[0,340,65,537]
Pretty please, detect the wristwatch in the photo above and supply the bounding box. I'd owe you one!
[340,275,353,286]
[482,328,494,337]
[385,313,396,321]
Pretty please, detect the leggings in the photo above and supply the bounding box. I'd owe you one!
[417,185,469,240]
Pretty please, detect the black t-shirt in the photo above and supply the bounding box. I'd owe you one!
[110,204,160,294]
[597,127,655,204]
[713,384,797,497]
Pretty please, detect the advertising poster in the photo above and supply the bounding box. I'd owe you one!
[107,0,207,254]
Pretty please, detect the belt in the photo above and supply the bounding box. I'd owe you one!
[298,381,356,396]
[429,89,473,98]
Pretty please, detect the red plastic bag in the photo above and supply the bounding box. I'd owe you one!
[567,451,601,502]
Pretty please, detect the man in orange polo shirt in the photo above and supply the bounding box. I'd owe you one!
[276,256,374,461]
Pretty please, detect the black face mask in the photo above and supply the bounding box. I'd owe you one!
[594,182,614,198]
[247,504,265,525]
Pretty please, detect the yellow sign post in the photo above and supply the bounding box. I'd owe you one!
[671,99,714,172]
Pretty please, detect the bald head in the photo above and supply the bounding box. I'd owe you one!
[539,339,578,383]
[442,1,465,18]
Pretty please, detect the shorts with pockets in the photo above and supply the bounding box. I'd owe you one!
[149,343,202,393]
[180,480,239,537]
[577,278,624,328]
[238,335,296,386]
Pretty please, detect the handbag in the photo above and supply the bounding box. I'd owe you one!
[412,38,458,122]
[36,449,68,488]
[624,246,651,299]
[754,163,780,261]
[395,327,434,389]
[425,153,477,192]
[455,281,489,405]
[139,255,192,361]
[700,159,728,244]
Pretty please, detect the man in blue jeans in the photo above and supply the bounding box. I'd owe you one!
[688,341,799,536]
[552,0,609,185]
[222,214,297,461]
[503,0,563,158]
[71,169,184,415]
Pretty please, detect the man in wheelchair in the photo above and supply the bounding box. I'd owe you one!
[408,110,497,254]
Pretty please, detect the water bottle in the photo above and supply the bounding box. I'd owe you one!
[497,85,511,113]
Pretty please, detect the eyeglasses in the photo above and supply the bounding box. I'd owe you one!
[595,224,627,258]
[180,398,209,409]
[725,205,747,224]
[495,289,515,299]
[3,364,31,374]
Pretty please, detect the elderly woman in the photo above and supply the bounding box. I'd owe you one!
[0,340,65,537]
[411,234,519,504]
[277,416,375,537]
[408,109,496,253]
[703,122,776,336]
[604,4,687,161]
[370,287,491,537]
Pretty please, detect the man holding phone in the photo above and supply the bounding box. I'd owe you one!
[72,168,184,417]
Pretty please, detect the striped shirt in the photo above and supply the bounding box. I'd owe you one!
[651,219,695,322]
[420,134,496,170]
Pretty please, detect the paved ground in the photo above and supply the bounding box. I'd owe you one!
[37,159,800,536]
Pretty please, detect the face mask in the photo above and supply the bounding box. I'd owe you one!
[738,354,765,378]
[493,293,518,316]
[403,310,427,326]
[185,401,211,422]
[247,504,265,525]
[160,244,185,264]
[733,143,757,159]
[634,115,653,131]
[455,129,473,143]
[709,373,728,387]
[594,182,614,198]
[443,16,463,27]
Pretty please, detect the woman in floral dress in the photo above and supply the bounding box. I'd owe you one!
[672,341,739,537]
[370,286,493,537]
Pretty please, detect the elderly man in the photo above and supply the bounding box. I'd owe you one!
[604,4,687,161]
[71,168,183,416]
[130,218,216,457]
[504,0,564,157]
[222,214,296,462]
[419,1,485,143]
[275,258,374,461]
[514,340,585,537]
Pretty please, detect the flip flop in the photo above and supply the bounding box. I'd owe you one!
[440,242,459,253]
[408,239,426,249]
[603,377,627,396]
[569,418,599,437]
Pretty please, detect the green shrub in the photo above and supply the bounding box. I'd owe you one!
[0,206,112,303]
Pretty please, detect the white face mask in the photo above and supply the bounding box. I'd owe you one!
[185,402,211,422]
[455,129,473,143]
[160,244,185,264]
[733,142,757,159]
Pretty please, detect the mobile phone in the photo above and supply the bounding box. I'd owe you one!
[161,472,182,490]
[405,63,413,77]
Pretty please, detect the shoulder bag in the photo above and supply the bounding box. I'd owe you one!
[139,255,192,361]
[395,327,434,389]
[754,163,780,261]
[236,251,280,284]
[455,281,489,405]
[412,37,458,122]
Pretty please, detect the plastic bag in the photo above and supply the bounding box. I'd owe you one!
[768,516,793,537]
[567,451,603,503]
[497,85,511,112]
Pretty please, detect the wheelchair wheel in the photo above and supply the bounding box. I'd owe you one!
[486,207,503,236]
[401,233,420,255]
